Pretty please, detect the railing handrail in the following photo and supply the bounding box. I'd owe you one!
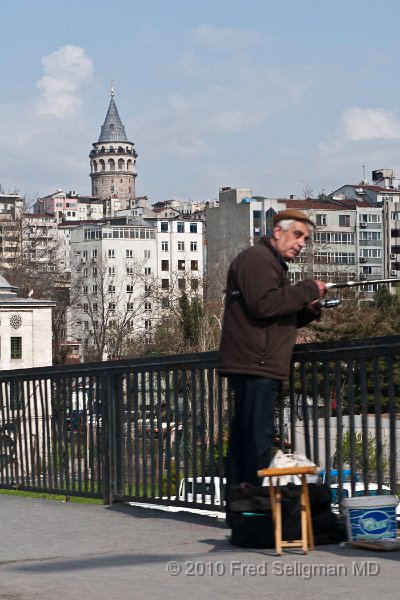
[2,334,400,381]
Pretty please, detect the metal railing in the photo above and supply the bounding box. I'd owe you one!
[1,335,399,509]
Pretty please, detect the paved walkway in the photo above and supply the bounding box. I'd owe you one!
[0,494,399,600]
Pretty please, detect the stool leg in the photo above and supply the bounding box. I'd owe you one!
[300,475,308,554]
[271,478,282,556]
[303,478,314,550]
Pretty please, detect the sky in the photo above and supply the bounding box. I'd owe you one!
[3,0,400,205]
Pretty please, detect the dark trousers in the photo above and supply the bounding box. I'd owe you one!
[226,375,280,488]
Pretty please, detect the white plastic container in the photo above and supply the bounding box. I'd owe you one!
[342,495,399,541]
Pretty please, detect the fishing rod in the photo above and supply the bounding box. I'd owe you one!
[229,278,400,309]
[326,277,400,290]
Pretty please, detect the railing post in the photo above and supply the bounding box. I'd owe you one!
[101,370,113,505]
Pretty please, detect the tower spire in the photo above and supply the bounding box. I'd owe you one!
[111,80,114,98]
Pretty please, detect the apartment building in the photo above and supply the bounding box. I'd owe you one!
[206,187,385,300]
[68,215,203,359]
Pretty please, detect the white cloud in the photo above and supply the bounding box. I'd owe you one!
[35,45,94,119]
[193,24,264,50]
[342,107,400,141]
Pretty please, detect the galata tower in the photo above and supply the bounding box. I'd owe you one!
[89,85,138,208]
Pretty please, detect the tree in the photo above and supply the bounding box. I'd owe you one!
[70,250,151,361]
[0,200,71,363]
[339,430,389,479]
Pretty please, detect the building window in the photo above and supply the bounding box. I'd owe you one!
[109,266,115,275]
[92,267,98,276]
[127,284,134,293]
[161,298,169,308]
[191,279,199,291]
[127,302,134,311]
[10,337,22,359]
[190,223,197,233]
[190,241,197,252]
[145,320,151,329]
[178,278,186,290]
[339,214,350,227]
[145,301,152,312]
[109,285,115,294]
[83,304,88,313]
[92,285,98,295]
[127,266,134,275]
[316,214,327,226]
[126,249,134,258]
[177,222,184,233]
[144,267,151,275]
[161,260,169,271]
[191,260,198,271]
[162,279,169,290]
[109,303,116,311]
[178,260,185,270]
[160,222,169,232]
[144,249,151,259]
[93,303,98,312]
[92,249,98,259]
[108,249,115,258]
[161,241,169,251]
[178,241,185,251]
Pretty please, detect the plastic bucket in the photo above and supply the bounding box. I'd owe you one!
[342,495,399,541]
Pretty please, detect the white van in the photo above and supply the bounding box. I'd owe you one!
[178,476,226,505]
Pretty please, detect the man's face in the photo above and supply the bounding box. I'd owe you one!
[273,221,311,261]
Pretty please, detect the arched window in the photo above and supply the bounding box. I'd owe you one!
[127,159,132,171]
[92,160,98,172]
[108,159,115,171]
[118,159,124,171]
[99,159,105,171]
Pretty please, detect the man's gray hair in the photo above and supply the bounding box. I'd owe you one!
[277,219,314,233]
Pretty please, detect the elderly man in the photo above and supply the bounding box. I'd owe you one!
[218,209,326,489]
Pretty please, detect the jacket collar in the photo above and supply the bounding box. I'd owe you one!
[261,236,289,271]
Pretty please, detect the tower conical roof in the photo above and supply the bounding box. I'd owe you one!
[98,95,129,143]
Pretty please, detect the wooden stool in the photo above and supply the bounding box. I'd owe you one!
[256,465,320,556]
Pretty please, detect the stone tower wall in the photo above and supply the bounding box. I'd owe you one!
[90,141,137,207]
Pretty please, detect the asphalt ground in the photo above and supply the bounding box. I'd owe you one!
[0,494,399,600]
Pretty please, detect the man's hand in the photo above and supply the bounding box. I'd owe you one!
[314,280,327,298]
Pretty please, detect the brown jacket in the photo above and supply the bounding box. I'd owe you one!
[218,236,320,380]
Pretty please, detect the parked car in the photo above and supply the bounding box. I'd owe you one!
[330,481,400,522]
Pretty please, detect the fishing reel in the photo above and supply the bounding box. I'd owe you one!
[316,298,341,309]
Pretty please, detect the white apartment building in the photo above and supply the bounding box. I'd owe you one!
[68,216,203,359]
[383,200,400,278]
[157,217,204,299]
